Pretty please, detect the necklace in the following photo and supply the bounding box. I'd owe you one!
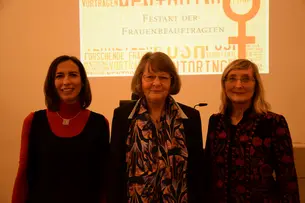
[56,111,82,125]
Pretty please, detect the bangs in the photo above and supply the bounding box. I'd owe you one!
[146,57,171,73]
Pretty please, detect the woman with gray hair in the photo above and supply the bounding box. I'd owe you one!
[108,52,205,203]
[205,59,300,202]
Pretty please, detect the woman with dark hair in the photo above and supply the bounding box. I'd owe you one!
[205,59,300,202]
[12,55,109,203]
[108,52,205,203]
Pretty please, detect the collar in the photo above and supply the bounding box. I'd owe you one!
[56,101,82,117]
[128,96,188,119]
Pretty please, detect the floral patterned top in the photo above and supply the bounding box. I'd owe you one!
[205,109,300,203]
[126,96,189,203]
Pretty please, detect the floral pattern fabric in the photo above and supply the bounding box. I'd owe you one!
[205,110,300,203]
[126,97,189,203]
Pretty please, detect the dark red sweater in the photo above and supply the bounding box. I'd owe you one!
[12,102,107,203]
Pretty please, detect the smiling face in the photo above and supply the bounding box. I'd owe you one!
[224,67,256,106]
[142,63,171,105]
[54,60,82,104]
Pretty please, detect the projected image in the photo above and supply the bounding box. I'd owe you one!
[79,0,269,77]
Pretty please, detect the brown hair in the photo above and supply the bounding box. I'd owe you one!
[44,55,92,111]
[131,52,181,97]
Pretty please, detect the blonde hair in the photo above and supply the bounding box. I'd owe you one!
[220,59,270,114]
[131,52,181,97]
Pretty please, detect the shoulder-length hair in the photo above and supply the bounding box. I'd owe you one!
[220,59,270,114]
[131,52,181,97]
[44,55,92,111]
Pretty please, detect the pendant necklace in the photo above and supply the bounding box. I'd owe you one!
[56,111,82,125]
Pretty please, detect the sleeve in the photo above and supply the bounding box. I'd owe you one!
[272,115,300,203]
[107,109,127,203]
[204,115,216,202]
[99,116,110,203]
[12,112,34,203]
[187,110,205,203]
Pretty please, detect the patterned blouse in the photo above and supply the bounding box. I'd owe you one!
[205,109,300,203]
[126,96,189,203]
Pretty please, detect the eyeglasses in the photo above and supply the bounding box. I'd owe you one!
[142,74,171,83]
[225,77,255,84]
